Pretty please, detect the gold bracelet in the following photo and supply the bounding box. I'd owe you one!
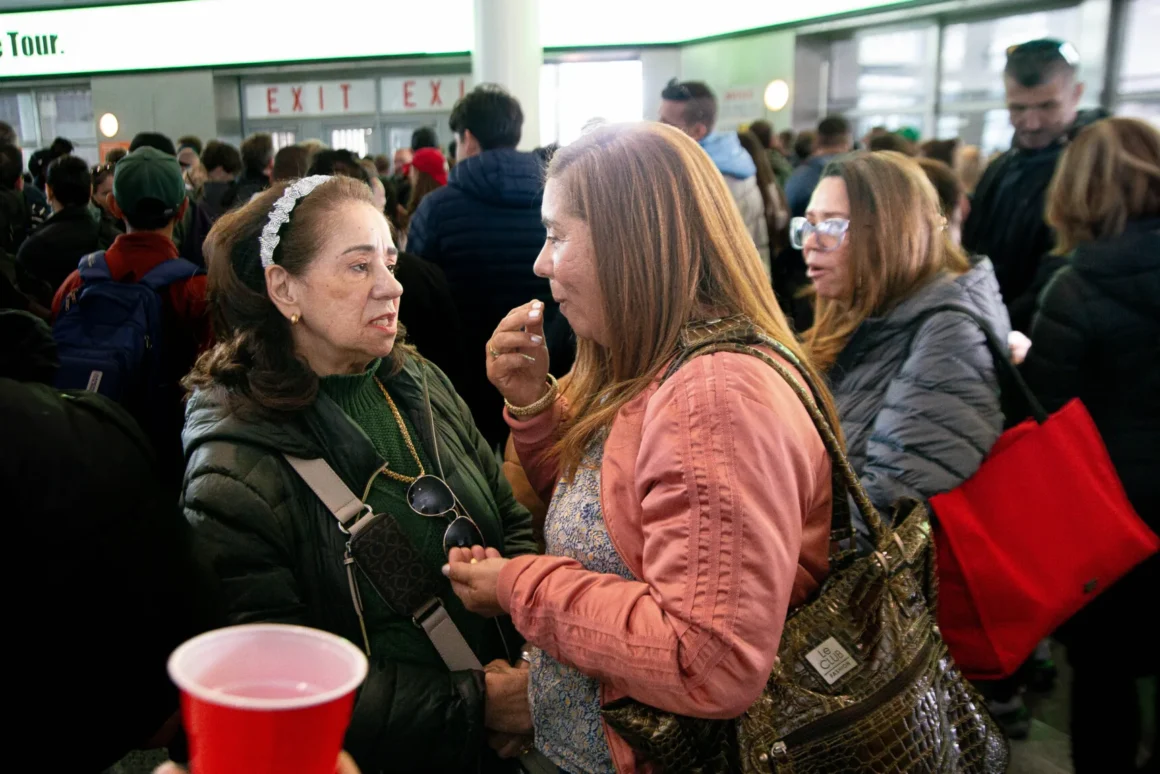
[505,374,559,418]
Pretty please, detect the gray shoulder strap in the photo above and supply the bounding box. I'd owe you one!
[282,454,482,672]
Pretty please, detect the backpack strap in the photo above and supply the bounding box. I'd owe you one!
[139,257,202,291]
[76,251,111,284]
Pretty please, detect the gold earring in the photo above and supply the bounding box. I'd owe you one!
[290,313,300,325]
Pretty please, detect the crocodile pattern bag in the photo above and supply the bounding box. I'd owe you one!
[601,319,1009,774]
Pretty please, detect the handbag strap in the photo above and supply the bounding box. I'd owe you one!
[910,304,1048,424]
[283,454,482,672]
[662,320,893,561]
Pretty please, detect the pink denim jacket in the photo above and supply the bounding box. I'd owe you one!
[497,350,833,773]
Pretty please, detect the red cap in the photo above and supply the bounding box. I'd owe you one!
[411,147,448,186]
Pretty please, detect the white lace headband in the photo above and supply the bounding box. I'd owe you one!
[259,175,332,268]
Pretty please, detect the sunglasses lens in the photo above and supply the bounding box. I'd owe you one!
[408,475,455,515]
[444,517,485,552]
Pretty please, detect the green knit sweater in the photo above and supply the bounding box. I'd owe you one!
[319,360,485,668]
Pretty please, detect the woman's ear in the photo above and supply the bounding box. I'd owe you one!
[265,265,299,321]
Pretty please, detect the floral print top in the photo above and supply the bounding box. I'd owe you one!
[529,436,632,774]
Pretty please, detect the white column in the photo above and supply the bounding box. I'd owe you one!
[472,0,542,150]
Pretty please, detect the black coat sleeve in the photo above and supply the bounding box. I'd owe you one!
[182,445,489,774]
[1020,267,1092,414]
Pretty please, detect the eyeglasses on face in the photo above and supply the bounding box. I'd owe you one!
[789,217,851,252]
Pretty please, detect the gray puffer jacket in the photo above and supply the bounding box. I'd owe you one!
[828,257,1011,526]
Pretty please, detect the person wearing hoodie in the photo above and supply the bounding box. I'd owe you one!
[659,79,770,277]
[962,39,1107,333]
[1021,117,1160,774]
[407,84,556,448]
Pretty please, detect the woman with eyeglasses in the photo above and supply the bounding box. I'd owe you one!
[444,123,836,774]
[798,151,1009,535]
[182,175,537,774]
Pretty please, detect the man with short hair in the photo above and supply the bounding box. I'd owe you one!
[234,132,275,205]
[16,155,100,294]
[198,140,243,220]
[749,119,793,188]
[407,84,556,447]
[660,79,770,274]
[131,131,212,268]
[411,126,439,151]
[0,127,50,241]
[962,39,1101,332]
[784,115,853,218]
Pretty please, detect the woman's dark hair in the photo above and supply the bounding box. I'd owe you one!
[794,130,816,161]
[406,170,442,217]
[272,145,309,181]
[737,130,777,224]
[184,176,407,412]
[177,135,203,156]
[868,132,915,155]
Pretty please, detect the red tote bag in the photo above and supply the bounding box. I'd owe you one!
[921,306,1160,681]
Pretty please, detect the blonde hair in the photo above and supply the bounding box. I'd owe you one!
[953,144,984,194]
[1047,117,1160,255]
[547,122,841,476]
[805,152,970,371]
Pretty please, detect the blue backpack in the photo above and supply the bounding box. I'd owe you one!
[52,251,202,421]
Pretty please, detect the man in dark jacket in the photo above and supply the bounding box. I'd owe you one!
[785,116,853,218]
[0,310,219,770]
[16,154,100,296]
[962,39,1098,332]
[234,131,274,205]
[407,84,553,447]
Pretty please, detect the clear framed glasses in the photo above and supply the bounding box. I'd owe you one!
[790,217,851,252]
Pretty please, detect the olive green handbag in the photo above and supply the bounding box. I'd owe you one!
[600,318,1009,773]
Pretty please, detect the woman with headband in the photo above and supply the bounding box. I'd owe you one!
[182,175,537,773]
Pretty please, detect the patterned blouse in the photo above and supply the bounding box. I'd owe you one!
[528,436,633,774]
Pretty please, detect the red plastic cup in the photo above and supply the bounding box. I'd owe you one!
[168,624,368,774]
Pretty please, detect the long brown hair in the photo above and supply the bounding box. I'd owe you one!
[547,122,841,476]
[185,176,407,412]
[407,170,443,216]
[1047,117,1160,255]
[804,151,971,371]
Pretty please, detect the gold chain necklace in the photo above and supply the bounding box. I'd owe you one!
[374,378,426,484]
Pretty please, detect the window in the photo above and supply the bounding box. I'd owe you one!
[540,60,644,147]
[271,131,296,152]
[330,127,371,157]
[1117,0,1160,118]
[0,87,97,163]
[825,25,937,138]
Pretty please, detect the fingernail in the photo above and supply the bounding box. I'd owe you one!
[471,558,478,564]
[532,301,543,309]
[441,564,450,577]
[529,309,541,319]
[530,335,543,344]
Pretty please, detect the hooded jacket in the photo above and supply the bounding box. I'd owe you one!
[182,353,536,773]
[700,132,769,275]
[406,148,552,446]
[829,258,1012,522]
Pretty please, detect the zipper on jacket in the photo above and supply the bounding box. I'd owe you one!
[764,639,937,767]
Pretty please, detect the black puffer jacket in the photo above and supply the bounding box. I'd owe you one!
[1022,219,1160,530]
[828,258,1012,524]
[406,148,555,446]
[182,354,536,774]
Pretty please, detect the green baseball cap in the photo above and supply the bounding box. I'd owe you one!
[113,146,186,221]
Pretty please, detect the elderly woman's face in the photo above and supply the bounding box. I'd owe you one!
[281,201,402,375]
[533,178,607,346]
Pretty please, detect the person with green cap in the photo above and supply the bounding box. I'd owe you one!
[50,145,210,489]
[51,146,208,344]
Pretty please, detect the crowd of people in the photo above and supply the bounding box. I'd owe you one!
[1,35,1157,774]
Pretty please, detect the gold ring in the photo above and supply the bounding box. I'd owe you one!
[489,346,500,358]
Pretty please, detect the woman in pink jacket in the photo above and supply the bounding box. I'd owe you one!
[445,122,838,774]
